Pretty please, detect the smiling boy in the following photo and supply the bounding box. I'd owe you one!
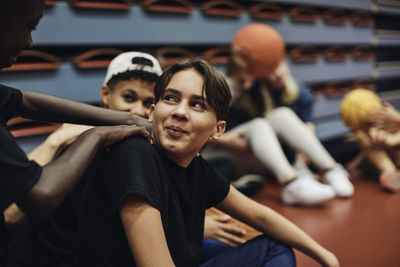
[73,60,339,267]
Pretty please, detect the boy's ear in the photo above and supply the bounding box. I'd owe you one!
[148,104,156,123]
[100,85,111,107]
[211,120,226,141]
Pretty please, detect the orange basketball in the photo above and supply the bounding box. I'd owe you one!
[232,23,285,78]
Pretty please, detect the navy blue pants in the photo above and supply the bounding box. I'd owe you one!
[200,239,230,264]
[200,235,296,267]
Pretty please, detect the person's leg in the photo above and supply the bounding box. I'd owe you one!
[199,239,230,265]
[364,146,400,192]
[358,131,400,191]
[267,107,354,197]
[229,118,296,184]
[266,107,335,170]
[230,118,335,205]
[200,235,296,267]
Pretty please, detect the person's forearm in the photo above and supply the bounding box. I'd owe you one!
[28,124,94,166]
[219,187,338,266]
[18,91,145,126]
[255,207,336,266]
[28,137,63,166]
[17,128,103,217]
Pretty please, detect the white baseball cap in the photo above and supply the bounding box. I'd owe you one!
[103,52,162,86]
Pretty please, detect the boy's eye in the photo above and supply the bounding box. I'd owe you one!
[191,101,206,110]
[123,95,136,102]
[163,95,178,103]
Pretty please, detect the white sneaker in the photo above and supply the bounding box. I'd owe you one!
[282,175,335,205]
[293,157,317,179]
[324,164,354,197]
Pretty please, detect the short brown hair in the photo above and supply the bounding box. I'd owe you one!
[154,60,232,120]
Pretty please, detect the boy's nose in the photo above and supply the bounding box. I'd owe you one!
[130,103,147,118]
[171,103,189,120]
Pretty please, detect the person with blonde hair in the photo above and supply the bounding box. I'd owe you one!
[202,24,354,205]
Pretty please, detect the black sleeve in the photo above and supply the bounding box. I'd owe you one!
[201,158,231,209]
[100,136,162,213]
[0,84,22,124]
[0,85,41,211]
[0,126,42,211]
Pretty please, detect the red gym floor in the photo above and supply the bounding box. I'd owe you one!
[248,166,400,267]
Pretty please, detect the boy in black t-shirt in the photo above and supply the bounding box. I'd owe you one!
[0,1,150,264]
[26,51,162,267]
[76,60,340,267]
[8,52,245,267]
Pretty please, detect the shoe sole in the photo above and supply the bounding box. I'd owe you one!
[232,174,265,187]
[282,191,335,206]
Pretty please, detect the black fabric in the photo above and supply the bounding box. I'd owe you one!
[6,218,34,267]
[30,151,107,267]
[207,157,236,181]
[76,136,230,267]
[225,80,311,131]
[225,81,265,131]
[0,84,42,265]
[321,137,360,165]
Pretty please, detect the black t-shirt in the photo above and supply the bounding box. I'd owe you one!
[76,137,230,267]
[0,84,42,264]
[31,153,104,267]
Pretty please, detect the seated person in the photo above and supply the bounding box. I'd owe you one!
[0,1,149,264]
[74,59,339,266]
[342,90,400,192]
[14,52,245,267]
[202,24,353,206]
[203,59,353,206]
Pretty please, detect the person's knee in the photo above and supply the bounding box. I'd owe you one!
[256,235,296,266]
[268,107,296,121]
[267,107,304,134]
[249,117,269,129]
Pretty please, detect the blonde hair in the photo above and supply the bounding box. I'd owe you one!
[261,73,300,116]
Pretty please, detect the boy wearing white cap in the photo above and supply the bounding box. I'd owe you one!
[28,51,162,166]
[7,52,162,267]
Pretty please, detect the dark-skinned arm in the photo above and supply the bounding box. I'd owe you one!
[16,125,151,218]
[17,91,150,130]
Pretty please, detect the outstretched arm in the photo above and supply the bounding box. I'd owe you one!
[120,194,175,267]
[17,91,150,130]
[17,125,151,218]
[217,186,339,267]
